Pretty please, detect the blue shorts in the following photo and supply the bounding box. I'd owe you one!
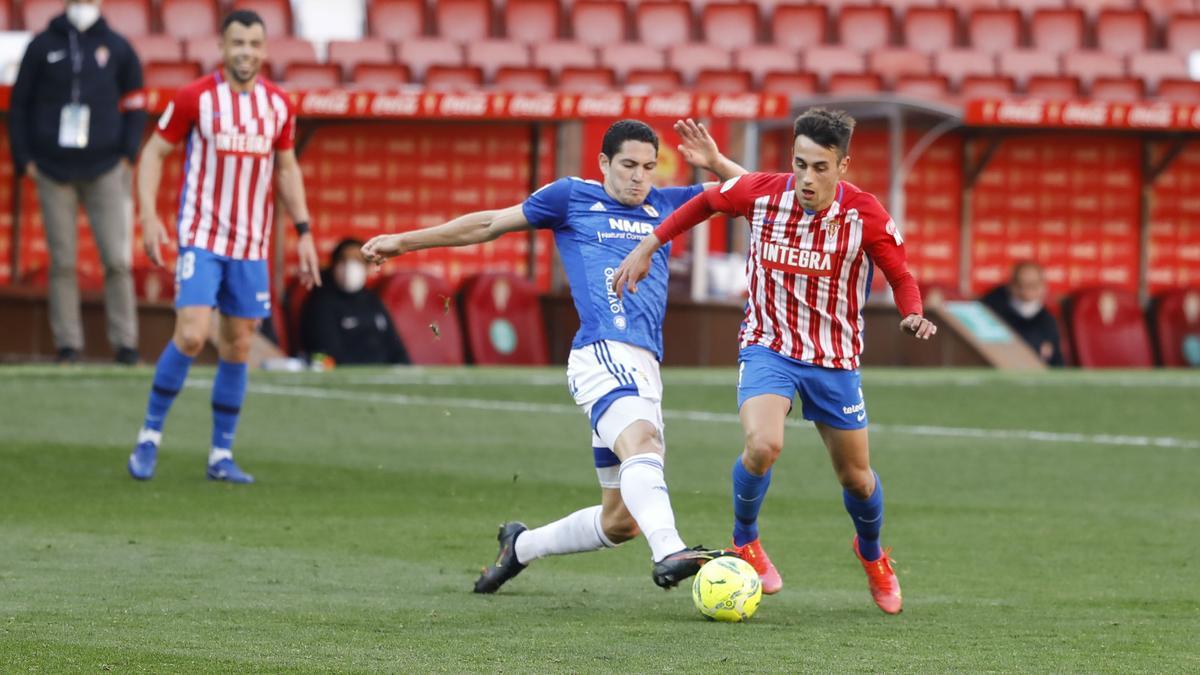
[175,247,271,319]
[736,345,867,430]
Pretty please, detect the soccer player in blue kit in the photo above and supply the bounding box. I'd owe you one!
[361,119,746,591]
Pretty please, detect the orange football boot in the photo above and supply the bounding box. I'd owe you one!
[731,538,783,594]
[853,537,902,615]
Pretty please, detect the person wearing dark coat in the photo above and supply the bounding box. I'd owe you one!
[981,261,1064,366]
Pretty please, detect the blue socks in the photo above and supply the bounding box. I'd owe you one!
[844,471,885,561]
[143,341,193,433]
[210,360,248,457]
[732,456,772,547]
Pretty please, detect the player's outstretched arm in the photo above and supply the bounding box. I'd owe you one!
[276,148,321,289]
[362,204,531,267]
[675,118,748,184]
[613,188,723,299]
[136,133,175,268]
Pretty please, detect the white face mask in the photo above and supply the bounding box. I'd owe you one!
[67,3,101,32]
[1010,297,1043,320]
[338,260,366,293]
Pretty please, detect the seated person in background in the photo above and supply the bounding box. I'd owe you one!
[300,239,409,365]
[981,261,1064,366]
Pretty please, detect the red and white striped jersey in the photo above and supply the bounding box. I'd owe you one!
[657,173,922,370]
[156,71,295,260]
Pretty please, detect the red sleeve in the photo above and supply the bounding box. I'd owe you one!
[855,194,924,318]
[155,87,198,145]
[274,95,296,151]
[652,173,761,243]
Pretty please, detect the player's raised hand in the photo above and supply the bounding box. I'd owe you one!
[900,314,938,340]
[361,233,408,268]
[141,213,169,268]
[613,246,654,300]
[297,231,322,289]
[675,118,721,172]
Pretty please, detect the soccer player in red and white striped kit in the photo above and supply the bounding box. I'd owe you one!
[614,108,937,614]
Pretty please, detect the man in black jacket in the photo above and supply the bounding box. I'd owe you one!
[9,0,147,364]
[981,261,1065,366]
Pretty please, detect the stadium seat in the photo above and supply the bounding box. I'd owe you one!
[934,49,997,88]
[827,72,884,94]
[1005,0,1066,15]
[368,0,427,41]
[694,69,753,93]
[494,66,552,91]
[1157,78,1200,102]
[600,43,666,79]
[1026,74,1081,98]
[868,48,932,88]
[425,64,485,90]
[434,0,493,42]
[1061,51,1124,89]
[101,0,153,37]
[960,74,1017,98]
[504,0,561,42]
[998,50,1061,89]
[328,39,394,80]
[0,1,10,31]
[1070,0,1139,17]
[282,62,342,87]
[21,0,65,32]
[183,36,224,73]
[397,39,464,79]
[1095,9,1150,56]
[558,66,617,92]
[836,6,894,51]
[259,38,318,80]
[667,44,732,84]
[459,273,548,366]
[625,68,683,92]
[144,61,202,88]
[1166,13,1200,54]
[701,2,760,48]
[634,1,693,47]
[1029,8,1085,54]
[132,36,185,64]
[769,4,828,48]
[1090,76,1144,101]
[734,45,801,87]
[804,46,866,86]
[1128,52,1191,92]
[968,9,1022,54]
[1150,288,1200,367]
[902,7,958,54]
[1065,287,1154,368]
[235,0,293,36]
[466,40,530,80]
[1142,0,1197,26]
[762,70,818,95]
[894,74,951,100]
[161,0,219,40]
[350,63,410,87]
[570,1,628,45]
[532,42,598,75]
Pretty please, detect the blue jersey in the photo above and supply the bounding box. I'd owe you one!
[523,177,704,360]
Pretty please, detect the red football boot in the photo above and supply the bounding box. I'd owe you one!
[731,538,783,594]
[853,537,902,615]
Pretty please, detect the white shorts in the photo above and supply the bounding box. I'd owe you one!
[567,340,664,488]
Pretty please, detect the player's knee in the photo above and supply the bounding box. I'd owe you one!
[173,328,206,356]
[838,469,875,500]
[602,512,639,543]
[744,431,783,470]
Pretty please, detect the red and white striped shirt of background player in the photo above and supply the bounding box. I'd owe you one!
[156,71,296,261]
[653,173,924,371]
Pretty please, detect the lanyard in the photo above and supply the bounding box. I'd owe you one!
[67,29,83,104]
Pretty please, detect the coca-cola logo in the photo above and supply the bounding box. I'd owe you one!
[710,94,759,118]
[371,93,421,116]
[1127,104,1173,128]
[1060,102,1109,127]
[643,93,692,118]
[507,94,557,117]
[438,93,489,116]
[576,94,625,117]
[996,101,1045,125]
[300,92,351,115]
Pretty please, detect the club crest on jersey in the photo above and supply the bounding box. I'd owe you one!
[760,242,834,277]
[824,219,840,238]
[642,204,659,218]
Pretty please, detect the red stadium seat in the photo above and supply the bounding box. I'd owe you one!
[1030,9,1085,54]
[902,7,958,54]
[868,48,931,88]
[493,66,552,91]
[558,66,617,92]
[459,273,548,365]
[132,36,185,64]
[1142,0,1197,25]
[1095,9,1150,56]
[328,39,394,79]
[1150,288,1200,367]
[1005,0,1066,15]
[770,4,828,48]
[425,64,485,90]
[762,71,818,95]
[1166,13,1200,55]
[350,63,410,87]
[1065,288,1153,368]
[266,38,319,77]
[1090,76,1144,101]
[22,0,63,32]
[599,43,666,79]
[935,49,997,88]
[837,5,894,51]
[234,0,293,36]
[667,44,732,84]
[1070,0,1139,17]
[1128,52,1190,92]
[694,69,753,93]
[1062,51,1124,89]
[532,42,598,74]
[434,0,492,41]
[505,0,560,42]
[0,1,10,30]
[397,39,464,79]
[374,272,465,365]
[161,0,219,40]
[183,36,224,73]
[1026,74,1080,98]
[466,40,530,80]
[100,0,152,37]
[960,74,1017,98]
[144,61,202,88]
[701,2,760,48]
[827,72,884,94]
[998,50,1060,88]
[1157,78,1200,102]
[368,0,426,41]
[804,46,866,86]
[634,1,693,47]
[570,1,628,45]
[282,62,342,87]
[734,45,801,87]
[968,9,1022,54]
[894,74,951,100]
[625,68,683,92]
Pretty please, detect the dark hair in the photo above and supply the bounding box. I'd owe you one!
[601,119,659,158]
[793,108,856,157]
[222,10,265,35]
[330,238,364,266]
[1010,260,1044,283]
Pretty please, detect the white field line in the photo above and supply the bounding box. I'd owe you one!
[184,380,1200,451]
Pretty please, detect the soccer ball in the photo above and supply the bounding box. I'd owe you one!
[692,555,763,622]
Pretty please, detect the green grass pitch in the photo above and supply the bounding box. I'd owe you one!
[1,366,1198,672]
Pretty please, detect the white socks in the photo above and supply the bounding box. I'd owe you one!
[514,505,616,565]
[208,448,233,466]
[619,453,686,562]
